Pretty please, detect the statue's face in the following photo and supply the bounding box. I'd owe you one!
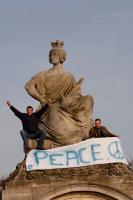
[49,49,60,64]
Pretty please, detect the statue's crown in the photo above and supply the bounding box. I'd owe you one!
[51,40,64,49]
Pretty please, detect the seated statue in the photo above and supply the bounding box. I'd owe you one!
[25,40,94,148]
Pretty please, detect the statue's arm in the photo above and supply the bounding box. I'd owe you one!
[25,76,45,103]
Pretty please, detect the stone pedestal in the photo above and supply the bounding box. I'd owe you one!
[2,160,133,200]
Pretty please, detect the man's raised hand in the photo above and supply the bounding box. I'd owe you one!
[6,100,11,107]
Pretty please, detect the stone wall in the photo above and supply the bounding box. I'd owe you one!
[2,161,133,200]
[3,179,133,200]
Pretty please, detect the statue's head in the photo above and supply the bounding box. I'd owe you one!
[49,40,67,64]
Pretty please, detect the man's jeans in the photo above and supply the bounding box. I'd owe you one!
[20,129,46,149]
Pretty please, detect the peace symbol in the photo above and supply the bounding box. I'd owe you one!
[28,164,33,170]
[108,141,124,159]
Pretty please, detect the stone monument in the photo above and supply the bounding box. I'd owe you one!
[25,40,93,149]
[2,41,133,200]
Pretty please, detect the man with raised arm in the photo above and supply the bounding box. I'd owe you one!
[6,100,51,153]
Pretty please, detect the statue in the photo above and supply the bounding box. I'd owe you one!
[25,40,94,148]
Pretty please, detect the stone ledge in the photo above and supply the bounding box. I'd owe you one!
[3,158,133,188]
[2,160,133,200]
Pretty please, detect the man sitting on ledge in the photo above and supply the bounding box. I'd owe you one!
[89,118,117,138]
[6,100,50,153]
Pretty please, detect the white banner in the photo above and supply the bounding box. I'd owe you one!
[26,137,127,171]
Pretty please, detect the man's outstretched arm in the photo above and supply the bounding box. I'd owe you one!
[103,127,118,137]
[6,101,23,120]
[35,104,49,117]
[35,98,52,117]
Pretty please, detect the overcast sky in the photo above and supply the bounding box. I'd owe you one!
[0,0,133,177]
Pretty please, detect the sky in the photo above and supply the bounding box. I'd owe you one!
[0,0,133,177]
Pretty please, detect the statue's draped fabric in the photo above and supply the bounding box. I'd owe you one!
[27,69,94,146]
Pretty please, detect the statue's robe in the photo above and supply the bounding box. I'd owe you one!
[26,69,94,147]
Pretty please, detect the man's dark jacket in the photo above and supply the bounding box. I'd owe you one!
[89,126,117,138]
[10,104,48,134]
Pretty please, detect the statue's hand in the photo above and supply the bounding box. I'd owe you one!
[40,97,46,104]
[47,98,53,106]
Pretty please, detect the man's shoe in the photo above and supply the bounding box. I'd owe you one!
[36,146,45,150]
[25,147,31,154]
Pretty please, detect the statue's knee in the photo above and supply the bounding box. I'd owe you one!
[85,95,94,107]
[87,95,94,101]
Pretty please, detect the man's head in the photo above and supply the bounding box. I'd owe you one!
[26,106,33,116]
[95,118,102,129]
